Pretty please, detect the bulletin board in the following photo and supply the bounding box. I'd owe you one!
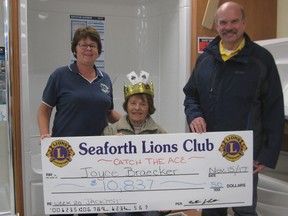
[70,15,105,71]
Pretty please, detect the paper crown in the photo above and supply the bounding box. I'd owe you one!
[124,71,154,100]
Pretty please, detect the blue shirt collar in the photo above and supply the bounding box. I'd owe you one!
[68,61,104,77]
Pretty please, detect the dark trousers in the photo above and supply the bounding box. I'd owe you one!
[107,212,163,216]
[202,173,259,216]
[52,213,162,216]
[52,214,98,216]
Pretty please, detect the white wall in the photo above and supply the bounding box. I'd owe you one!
[26,0,187,136]
[20,0,190,215]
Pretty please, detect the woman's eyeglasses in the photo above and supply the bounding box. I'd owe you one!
[78,43,97,50]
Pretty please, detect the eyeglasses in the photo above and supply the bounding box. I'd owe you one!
[78,43,98,50]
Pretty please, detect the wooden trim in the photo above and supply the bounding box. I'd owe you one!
[191,0,218,69]
[9,0,24,215]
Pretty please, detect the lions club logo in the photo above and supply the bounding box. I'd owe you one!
[219,134,247,162]
[100,83,110,94]
[46,140,75,167]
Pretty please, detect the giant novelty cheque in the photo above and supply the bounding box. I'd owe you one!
[41,131,253,215]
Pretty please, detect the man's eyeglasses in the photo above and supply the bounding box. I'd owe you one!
[78,43,98,50]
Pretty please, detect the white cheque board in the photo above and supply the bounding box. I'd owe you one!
[41,131,253,215]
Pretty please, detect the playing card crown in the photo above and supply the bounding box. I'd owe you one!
[124,70,154,100]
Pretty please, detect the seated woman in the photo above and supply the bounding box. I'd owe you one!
[103,71,166,136]
[102,71,167,216]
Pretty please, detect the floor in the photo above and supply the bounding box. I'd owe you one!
[168,210,201,216]
[99,210,202,216]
